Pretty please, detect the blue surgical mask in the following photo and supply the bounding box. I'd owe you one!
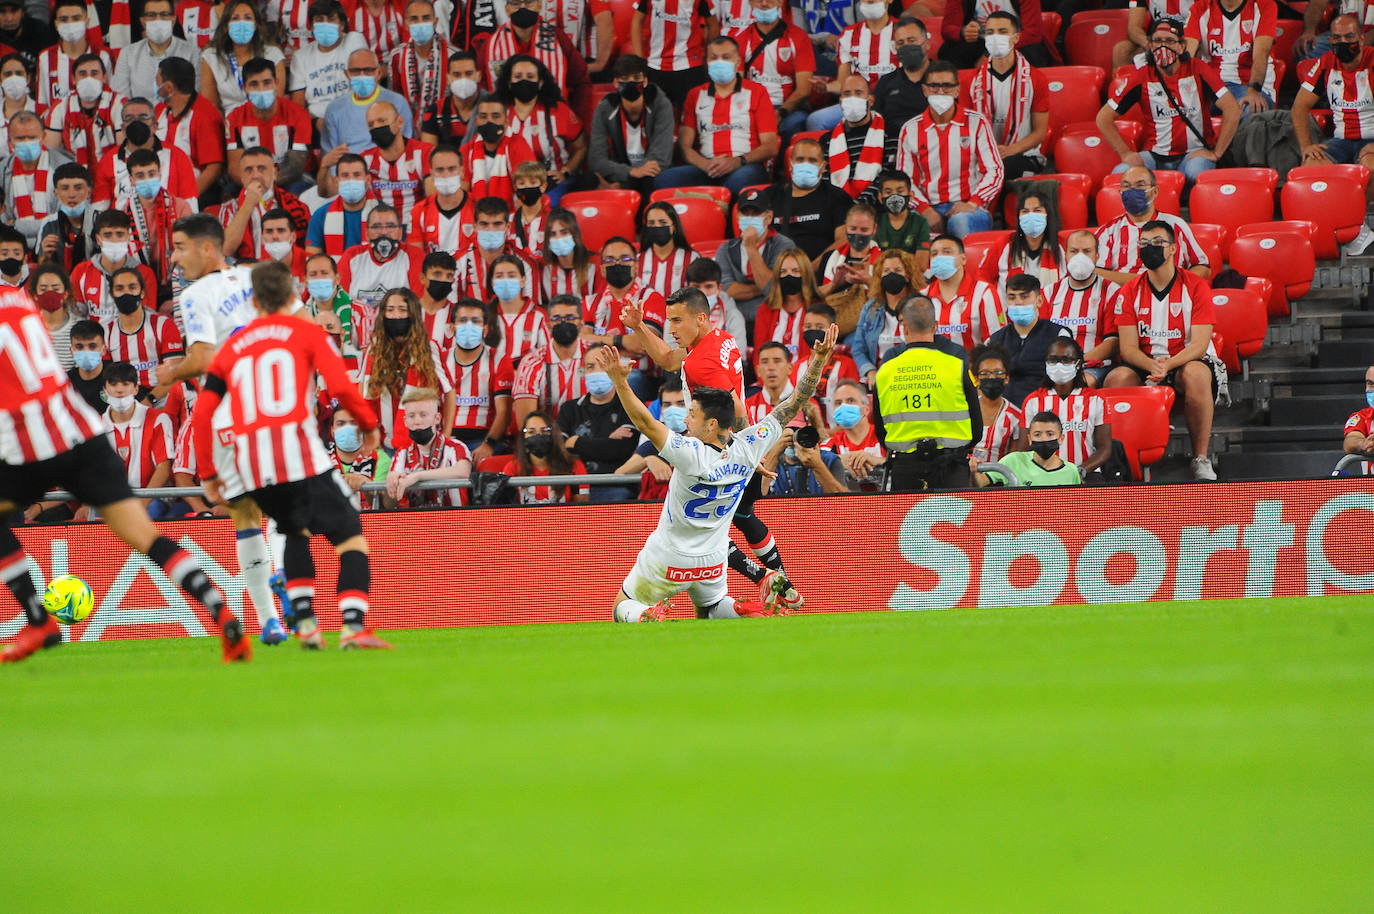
[13,140,40,163]
[408,21,434,43]
[72,349,101,372]
[832,402,862,428]
[333,423,361,451]
[350,75,376,98]
[338,178,366,203]
[661,404,688,432]
[585,371,613,396]
[753,5,780,23]
[228,19,256,44]
[454,322,484,350]
[707,59,737,84]
[791,161,820,189]
[930,254,957,280]
[135,178,160,199]
[1018,211,1047,237]
[60,201,87,218]
[312,21,340,46]
[307,278,335,300]
[248,89,275,110]
[1367,390,1374,410]
[477,229,505,252]
[547,234,575,257]
[491,277,522,301]
[738,215,764,236]
[1007,304,1037,327]
[1120,187,1150,216]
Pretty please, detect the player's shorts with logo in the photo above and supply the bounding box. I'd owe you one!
[250,470,361,544]
[621,533,728,609]
[0,436,133,510]
[212,427,250,501]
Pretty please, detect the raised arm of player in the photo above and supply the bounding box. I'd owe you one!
[620,300,685,372]
[591,345,670,452]
[771,324,837,428]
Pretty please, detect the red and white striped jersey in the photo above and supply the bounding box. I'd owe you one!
[387,37,452,127]
[744,384,791,425]
[715,0,756,34]
[1185,0,1278,94]
[483,20,573,94]
[682,327,744,402]
[511,205,550,258]
[682,79,779,158]
[836,19,896,87]
[360,339,454,446]
[409,194,475,255]
[498,457,590,504]
[1299,47,1374,141]
[512,341,587,413]
[895,109,1005,209]
[453,245,539,302]
[36,46,114,107]
[1041,275,1121,353]
[194,314,379,491]
[0,290,106,464]
[972,399,1023,464]
[637,246,695,299]
[420,302,455,355]
[179,0,219,48]
[446,344,514,433]
[1107,60,1224,157]
[463,134,537,206]
[344,0,409,61]
[736,22,816,106]
[820,243,883,284]
[968,54,1049,150]
[1020,387,1105,468]
[390,434,470,507]
[992,240,1063,301]
[542,260,600,300]
[72,260,158,327]
[106,403,174,487]
[104,311,184,389]
[1094,211,1206,274]
[225,97,314,168]
[753,303,806,359]
[362,138,433,223]
[1114,270,1217,360]
[1129,0,1198,22]
[508,102,581,173]
[637,0,711,69]
[44,90,125,168]
[922,273,1004,353]
[823,423,885,460]
[583,282,667,336]
[496,301,550,369]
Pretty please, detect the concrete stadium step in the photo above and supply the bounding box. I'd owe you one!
[1268,394,1362,427]
[1216,450,1347,481]
[1234,424,1341,453]
[1256,366,1368,398]
[1312,311,1374,339]
[1317,339,1374,368]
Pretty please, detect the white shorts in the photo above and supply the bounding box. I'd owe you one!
[211,428,248,501]
[620,540,728,609]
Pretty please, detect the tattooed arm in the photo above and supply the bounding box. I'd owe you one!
[770,324,838,428]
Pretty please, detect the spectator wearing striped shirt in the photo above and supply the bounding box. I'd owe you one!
[1020,337,1113,479]
[1043,229,1121,386]
[970,342,1024,465]
[1094,165,1210,286]
[30,260,80,371]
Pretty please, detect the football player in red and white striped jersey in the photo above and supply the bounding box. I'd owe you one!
[103,267,183,389]
[1043,230,1122,383]
[1021,338,1113,475]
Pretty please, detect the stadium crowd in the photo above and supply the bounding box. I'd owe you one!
[6,0,1372,520]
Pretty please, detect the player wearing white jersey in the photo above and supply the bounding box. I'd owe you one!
[152,213,289,644]
[595,322,837,623]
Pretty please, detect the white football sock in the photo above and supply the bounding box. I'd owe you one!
[615,598,650,623]
[266,517,286,573]
[707,596,739,619]
[235,532,278,627]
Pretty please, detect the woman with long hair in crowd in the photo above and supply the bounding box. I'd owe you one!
[970,342,1024,465]
[540,208,599,300]
[753,247,820,358]
[496,54,586,205]
[1020,336,1113,477]
[200,0,287,112]
[636,201,696,298]
[499,409,589,504]
[847,249,923,386]
[362,288,455,447]
[993,188,1063,300]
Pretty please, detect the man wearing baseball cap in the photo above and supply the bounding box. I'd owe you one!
[714,188,798,321]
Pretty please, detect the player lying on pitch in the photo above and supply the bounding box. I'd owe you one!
[192,261,391,650]
[595,322,838,622]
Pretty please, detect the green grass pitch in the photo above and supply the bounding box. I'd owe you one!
[2,597,1371,912]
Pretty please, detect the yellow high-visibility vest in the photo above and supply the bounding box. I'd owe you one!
[875,343,973,452]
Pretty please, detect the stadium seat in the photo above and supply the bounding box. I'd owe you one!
[1287,163,1371,193]
[666,196,726,246]
[1280,174,1366,258]
[1040,10,1063,43]
[1271,21,1302,85]
[1189,223,1226,273]
[606,0,638,56]
[785,129,826,160]
[1187,179,1278,251]
[961,230,1012,278]
[1065,14,1129,71]
[1053,124,1140,192]
[648,185,733,206]
[562,191,640,250]
[1209,287,1268,375]
[1229,230,1317,318]
[1041,66,1107,151]
[477,455,508,473]
[1194,167,1279,195]
[1235,219,1318,245]
[694,238,726,258]
[920,17,943,56]
[1095,170,1185,222]
[1002,172,1092,229]
[562,189,641,212]
[1098,387,1175,481]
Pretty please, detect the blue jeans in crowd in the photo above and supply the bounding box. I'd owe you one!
[931,201,991,239]
[778,107,810,144]
[1322,137,1374,164]
[1222,82,1274,118]
[1112,150,1216,185]
[805,103,843,132]
[653,161,771,195]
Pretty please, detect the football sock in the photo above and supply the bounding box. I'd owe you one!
[749,534,784,572]
[266,518,286,576]
[615,598,650,623]
[337,549,370,631]
[282,534,315,623]
[235,528,278,627]
[733,512,785,572]
[727,542,767,584]
[0,527,45,626]
[706,596,740,619]
[148,536,226,624]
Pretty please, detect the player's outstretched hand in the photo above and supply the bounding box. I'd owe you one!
[619,301,644,331]
[809,323,838,365]
[591,344,627,383]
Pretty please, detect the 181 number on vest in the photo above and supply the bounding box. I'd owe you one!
[896,392,934,410]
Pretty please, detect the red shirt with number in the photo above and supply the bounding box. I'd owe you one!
[682,327,744,402]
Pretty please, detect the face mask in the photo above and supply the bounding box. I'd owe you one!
[107,393,136,412]
[1120,187,1151,216]
[113,292,142,315]
[13,140,40,163]
[707,59,737,84]
[979,377,1005,400]
[585,371,613,396]
[778,274,803,296]
[0,256,22,276]
[1151,45,1178,69]
[1007,304,1037,327]
[338,178,367,204]
[370,236,398,259]
[1,76,27,100]
[408,21,434,43]
[313,21,341,46]
[60,201,87,219]
[56,21,86,42]
[408,426,436,446]
[350,75,376,97]
[1018,211,1047,237]
[524,431,554,457]
[101,241,129,261]
[246,89,274,110]
[984,33,1013,58]
[433,174,462,195]
[37,290,64,311]
[753,5,780,23]
[616,80,643,102]
[75,76,102,103]
[333,423,360,451]
[791,161,820,189]
[858,1,886,19]
[510,79,540,103]
[547,234,575,257]
[1030,438,1061,460]
[832,402,863,428]
[510,6,539,28]
[369,124,396,149]
[451,76,478,99]
[738,215,764,236]
[514,185,542,206]
[898,44,926,70]
[840,95,869,123]
[73,349,102,372]
[643,224,672,247]
[476,121,504,144]
[264,240,294,260]
[1139,244,1168,271]
[1366,390,1374,409]
[930,254,958,280]
[477,229,505,251]
[384,316,412,338]
[847,231,873,250]
[492,277,522,301]
[1334,41,1360,63]
[124,119,151,146]
[454,322,484,349]
[883,192,908,215]
[880,272,907,296]
[143,18,173,43]
[661,405,687,433]
[1045,361,1078,384]
[605,263,634,288]
[802,328,825,348]
[1067,252,1096,282]
[228,19,257,44]
[134,178,160,199]
[926,94,955,116]
[550,320,579,346]
[426,279,453,301]
[308,278,335,300]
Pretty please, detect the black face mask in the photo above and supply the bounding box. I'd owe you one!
[617,80,643,102]
[605,263,634,288]
[113,292,141,315]
[124,119,152,146]
[1139,244,1168,271]
[510,6,539,28]
[524,431,554,458]
[0,257,21,276]
[898,44,926,70]
[778,274,803,296]
[514,185,542,206]
[1334,41,1360,63]
[371,236,398,260]
[408,426,435,446]
[384,316,412,338]
[476,121,504,144]
[1030,438,1061,460]
[368,124,396,149]
[802,328,825,348]
[551,320,580,346]
[979,378,1006,400]
[643,224,672,247]
[509,79,540,103]
[426,279,452,301]
[880,272,908,296]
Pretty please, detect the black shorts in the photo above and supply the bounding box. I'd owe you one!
[250,471,361,545]
[1120,359,1220,399]
[0,436,134,511]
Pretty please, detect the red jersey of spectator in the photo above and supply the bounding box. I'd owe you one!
[483,18,589,107]
[1042,275,1121,354]
[155,95,226,179]
[453,244,539,302]
[224,96,313,167]
[736,21,816,106]
[343,0,409,60]
[754,303,806,360]
[1094,211,1206,275]
[463,133,536,206]
[508,102,582,174]
[636,0,712,70]
[360,340,454,447]
[93,144,199,209]
[1298,46,1374,142]
[179,0,219,48]
[44,89,126,168]
[1344,406,1374,474]
[104,311,184,388]
[363,137,434,222]
[391,434,470,507]
[967,54,1050,152]
[922,272,1004,353]
[972,399,1022,463]
[1107,59,1225,157]
[1021,387,1104,468]
[682,327,744,402]
[36,45,113,108]
[107,403,174,487]
[682,77,778,159]
[513,341,587,414]
[72,260,159,326]
[1186,0,1278,96]
[1113,269,1217,360]
[823,423,885,459]
[583,282,666,337]
[409,192,476,254]
[836,19,896,88]
[496,300,550,370]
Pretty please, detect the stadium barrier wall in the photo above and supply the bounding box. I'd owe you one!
[6,477,1374,641]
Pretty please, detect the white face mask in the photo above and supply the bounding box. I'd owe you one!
[1067,252,1096,282]
[75,76,103,102]
[101,240,129,261]
[926,94,955,115]
[984,33,1013,58]
[433,174,462,195]
[56,21,87,43]
[1045,362,1078,385]
[450,77,478,99]
[264,240,294,260]
[107,393,136,412]
[144,19,174,44]
[858,1,886,19]
[1,75,28,100]
[839,95,869,123]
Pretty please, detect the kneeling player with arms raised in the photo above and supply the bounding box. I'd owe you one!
[598,322,837,623]
[192,262,392,650]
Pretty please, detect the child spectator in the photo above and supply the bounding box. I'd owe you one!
[66,318,108,412]
[385,386,472,507]
[103,360,175,515]
[328,403,393,510]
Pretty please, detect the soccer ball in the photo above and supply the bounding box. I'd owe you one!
[43,575,94,625]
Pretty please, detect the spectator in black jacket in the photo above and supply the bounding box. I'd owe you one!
[557,343,640,502]
[588,55,675,199]
[985,273,1071,405]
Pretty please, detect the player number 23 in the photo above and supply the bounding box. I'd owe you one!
[682,480,747,520]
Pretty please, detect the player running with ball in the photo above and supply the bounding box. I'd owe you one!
[598,322,837,623]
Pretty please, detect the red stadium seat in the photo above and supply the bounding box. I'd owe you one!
[477,455,508,473]
[606,0,638,56]
[1271,21,1303,85]
[648,185,733,206]
[1065,15,1129,71]
[1245,275,1274,315]
[1189,223,1226,273]
[1209,287,1268,375]
[920,17,943,56]
[785,129,826,159]
[1096,170,1185,222]
[961,230,1012,278]
[1235,219,1318,244]
[1280,174,1366,258]
[1041,10,1063,43]
[1187,179,1278,251]
[1194,167,1279,195]
[1040,66,1107,152]
[1053,124,1139,192]
[562,192,640,251]
[1098,387,1175,481]
[1002,172,1092,229]
[1287,163,1371,193]
[694,238,726,258]
[562,189,641,212]
[1228,230,1317,318]
[666,196,726,246]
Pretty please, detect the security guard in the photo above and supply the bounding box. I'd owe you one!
[874,295,982,491]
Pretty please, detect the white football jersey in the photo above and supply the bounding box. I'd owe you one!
[653,414,783,556]
[178,265,258,349]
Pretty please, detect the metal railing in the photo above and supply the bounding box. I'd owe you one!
[1331,454,1374,477]
[42,474,646,502]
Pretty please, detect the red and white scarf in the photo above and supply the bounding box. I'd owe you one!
[320,197,377,257]
[106,0,132,49]
[54,90,123,167]
[969,52,1036,148]
[10,152,53,222]
[826,113,885,198]
[395,38,450,124]
[125,191,177,280]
